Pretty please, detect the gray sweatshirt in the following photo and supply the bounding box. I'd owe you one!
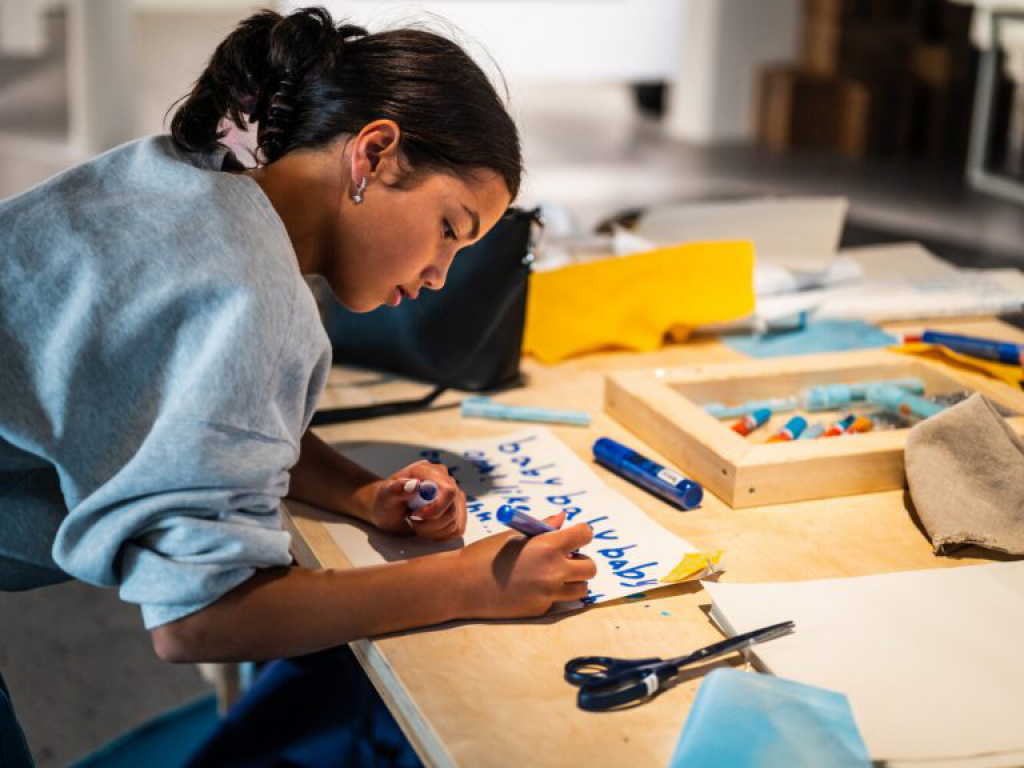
[0,136,331,628]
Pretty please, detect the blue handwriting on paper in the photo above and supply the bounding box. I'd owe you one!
[454,433,664,601]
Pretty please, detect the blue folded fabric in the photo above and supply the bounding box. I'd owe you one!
[670,669,870,768]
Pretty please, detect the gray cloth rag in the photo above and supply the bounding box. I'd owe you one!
[904,392,1024,555]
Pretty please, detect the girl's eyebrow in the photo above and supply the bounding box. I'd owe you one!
[462,204,480,240]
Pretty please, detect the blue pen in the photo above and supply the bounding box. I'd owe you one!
[461,396,591,427]
[866,384,945,419]
[593,437,703,510]
[497,504,557,537]
[921,330,1024,366]
[704,397,796,419]
[799,377,925,411]
[767,415,807,442]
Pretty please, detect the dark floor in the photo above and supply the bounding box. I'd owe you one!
[0,581,209,767]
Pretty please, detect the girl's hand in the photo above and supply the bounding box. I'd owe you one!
[452,512,597,619]
[368,460,467,542]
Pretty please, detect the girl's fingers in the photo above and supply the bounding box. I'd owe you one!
[557,581,591,602]
[565,555,598,582]
[541,511,567,530]
[409,506,457,535]
[410,514,460,541]
[548,522,592,554]
[453,491,468,536]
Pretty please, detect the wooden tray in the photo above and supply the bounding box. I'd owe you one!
[604,349,1024,508]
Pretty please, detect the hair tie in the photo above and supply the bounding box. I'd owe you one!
[260,72,299,160]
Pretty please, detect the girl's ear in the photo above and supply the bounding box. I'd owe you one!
[350,119,402,186]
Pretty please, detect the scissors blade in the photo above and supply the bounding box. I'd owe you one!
[672,620,795,669]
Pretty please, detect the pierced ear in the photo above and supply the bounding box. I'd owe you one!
[359,120,401,176]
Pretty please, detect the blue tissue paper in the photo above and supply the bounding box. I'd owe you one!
[723,319,898,358]
[670,669,870,768]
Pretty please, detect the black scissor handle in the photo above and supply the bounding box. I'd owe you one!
[576,665,672,711]
[564,656,662,687]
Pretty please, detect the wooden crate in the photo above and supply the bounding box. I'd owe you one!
[605,350,1024,509]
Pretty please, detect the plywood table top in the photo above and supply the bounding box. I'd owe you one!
[284,317,1023,767]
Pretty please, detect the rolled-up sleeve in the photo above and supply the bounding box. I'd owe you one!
[52,417,299,628]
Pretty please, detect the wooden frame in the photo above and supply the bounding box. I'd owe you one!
[605,349,1024,508]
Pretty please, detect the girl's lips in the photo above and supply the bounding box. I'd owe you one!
[389,286,402,307]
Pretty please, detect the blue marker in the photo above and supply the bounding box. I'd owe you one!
[767,415,807,442]
[497,504,556,537]
[730,407,772,436]
[799,377,925,411]
[406,479,437,522]
[921,330,1024,366]
[461,396,590,427]
[866,384,945,419]
[593,437,703,510]
[704,397,796,419]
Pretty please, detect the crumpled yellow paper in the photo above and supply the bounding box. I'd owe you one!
[888,342,1024,390]
[661,551,724,584]
[523,241,755,363]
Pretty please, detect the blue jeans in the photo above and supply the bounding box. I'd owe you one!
[0,668,33,767]
[186,645,419,768]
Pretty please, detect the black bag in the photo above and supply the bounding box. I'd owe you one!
[313,207,541,424]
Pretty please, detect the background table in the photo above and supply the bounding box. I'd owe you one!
[284,317,1022,768]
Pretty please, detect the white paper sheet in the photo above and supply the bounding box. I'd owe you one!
[314,428,701,607]
[632,196,848,272]
[704,562,1024,767]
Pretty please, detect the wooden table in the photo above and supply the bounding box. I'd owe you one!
[284,317,1023,768]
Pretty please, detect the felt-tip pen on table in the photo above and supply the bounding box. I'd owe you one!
[919,330,1024,365]
[593,437,703,510]
[405,479,437,522]
[461,396,590,427]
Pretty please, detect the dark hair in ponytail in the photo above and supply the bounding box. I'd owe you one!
[170,6,522,199]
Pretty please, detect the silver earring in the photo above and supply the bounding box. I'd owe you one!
[352,176,367,204]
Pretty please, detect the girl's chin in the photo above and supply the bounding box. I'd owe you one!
[325,285,402,314]
[332,290,390,314]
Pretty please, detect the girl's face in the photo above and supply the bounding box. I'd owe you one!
[323,151,511,313]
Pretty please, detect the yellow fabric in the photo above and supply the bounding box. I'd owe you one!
[889,342,1024,389]
[523,241,755,363]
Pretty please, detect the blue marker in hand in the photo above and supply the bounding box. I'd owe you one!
[405,479,438,522]
[496,505,556,537]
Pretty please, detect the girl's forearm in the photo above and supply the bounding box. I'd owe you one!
[151,552,468,663]
[287,429,379,523]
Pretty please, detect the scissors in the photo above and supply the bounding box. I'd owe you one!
[564,620,795,711]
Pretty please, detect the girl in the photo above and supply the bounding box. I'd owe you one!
[0,6,595,760]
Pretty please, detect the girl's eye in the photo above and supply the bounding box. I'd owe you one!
[442,219,457,240]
